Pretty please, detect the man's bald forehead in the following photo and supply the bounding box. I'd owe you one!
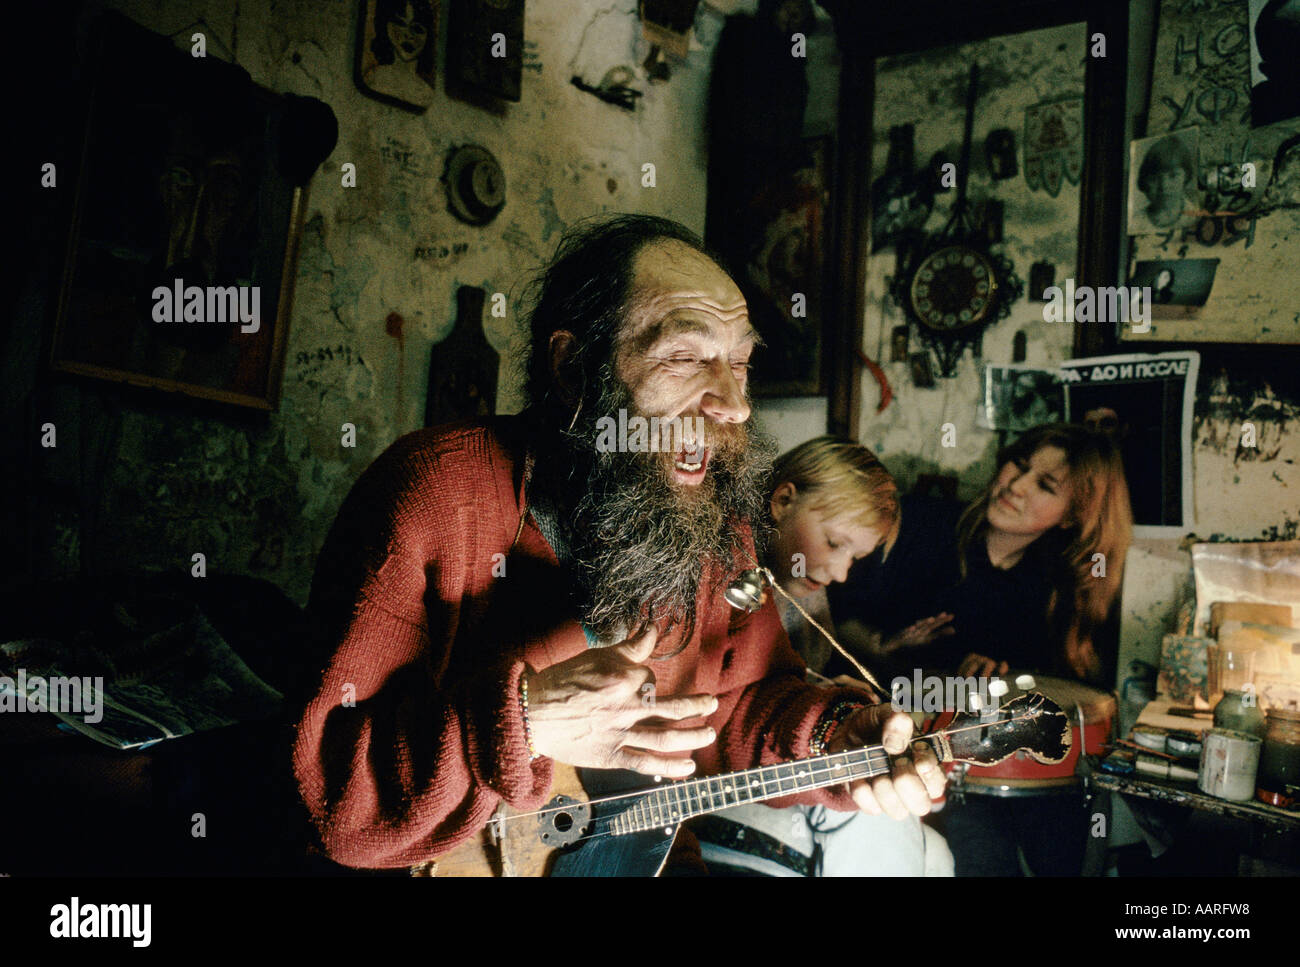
[628,238,733,292]
[621,238,750,339]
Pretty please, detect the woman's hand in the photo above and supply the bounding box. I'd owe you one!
[957,652,1009,678]
[881,612,955,654]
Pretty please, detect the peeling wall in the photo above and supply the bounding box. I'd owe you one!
[27,0,731,604]
[1112,0,1300,681]
[1119,367,1300,678]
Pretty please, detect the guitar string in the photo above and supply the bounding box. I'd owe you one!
[495,708,1043,828]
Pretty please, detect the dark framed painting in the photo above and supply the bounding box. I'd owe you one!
[355,0,440,111]
[50,14,307,411]
[715,136,833,398]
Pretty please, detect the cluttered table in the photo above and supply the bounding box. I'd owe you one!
[1093,770,1300,833]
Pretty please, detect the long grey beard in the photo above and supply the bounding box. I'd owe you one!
[549,376,775,652]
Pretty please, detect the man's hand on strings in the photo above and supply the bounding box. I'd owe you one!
[825,704,945,820]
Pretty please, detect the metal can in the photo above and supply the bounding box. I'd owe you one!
[1197,728,1262,802]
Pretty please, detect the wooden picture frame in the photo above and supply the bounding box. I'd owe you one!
[824,0,1130,437]
[50,13,307,412]
[732,135,834,398]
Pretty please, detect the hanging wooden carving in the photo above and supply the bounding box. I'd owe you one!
[425,286,499,426]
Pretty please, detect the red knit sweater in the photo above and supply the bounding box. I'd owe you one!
[292,418,862,869]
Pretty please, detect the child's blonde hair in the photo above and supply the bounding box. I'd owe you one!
[771,436,901,555]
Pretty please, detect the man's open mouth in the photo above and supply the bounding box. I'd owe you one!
[673,443,709,476]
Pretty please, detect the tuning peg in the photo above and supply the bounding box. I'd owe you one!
[988,678,1008,698]
[1015,674,1036,690]
[968,693,983,713]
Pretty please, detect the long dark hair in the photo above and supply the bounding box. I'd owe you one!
[956,423,1133,680]
[370,0,437,75]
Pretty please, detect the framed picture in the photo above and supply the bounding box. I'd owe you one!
[826,0,1131,435]
[710,136,833,397]
[355,0,439,111]
[50,14,307,411]
[1059,351,1200,534]
[1127,128,1199,236]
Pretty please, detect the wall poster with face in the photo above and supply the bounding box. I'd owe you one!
[1059,351,1200,536]
[356,0,439,110]
[50,13,308,411]
[1128,128,1200,236]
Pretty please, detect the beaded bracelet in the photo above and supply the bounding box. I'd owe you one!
[519,670,540,761]
[809,700,866,757]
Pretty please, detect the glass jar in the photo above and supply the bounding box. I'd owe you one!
[1257,708,1300,808]
[1212,689,1267,738]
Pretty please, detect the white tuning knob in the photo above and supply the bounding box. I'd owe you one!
[968,693,983,712]
[1015,674,1036,690]
[988,678,1008,697]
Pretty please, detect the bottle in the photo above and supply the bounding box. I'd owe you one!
[1210,648,1264,738]
[1212,689,1267,738]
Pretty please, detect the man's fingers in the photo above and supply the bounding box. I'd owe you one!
[613,625,658,663]
[867,772,909,820]
[912,741,947,799]
[849,780,884,815]
[623,724,716,753]
[880,757,932,817]
[642,693,719,721]
[880,709,915,756]
[614,748,697,779]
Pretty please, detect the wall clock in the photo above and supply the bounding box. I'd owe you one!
[890,63,1022,378]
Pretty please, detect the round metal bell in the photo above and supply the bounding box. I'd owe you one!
[724,569,767,613]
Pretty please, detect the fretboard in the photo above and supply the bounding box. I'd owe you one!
[607,744,904,836]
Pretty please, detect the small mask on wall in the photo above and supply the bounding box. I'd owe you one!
[985,128,1018,180]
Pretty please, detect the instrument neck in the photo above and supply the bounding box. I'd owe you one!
[615,736,947,834]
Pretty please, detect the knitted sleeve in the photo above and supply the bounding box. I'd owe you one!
[292,430,552,869]
[694,595,869,813]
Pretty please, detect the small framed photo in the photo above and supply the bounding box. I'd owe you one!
[356,0,439,111]
[1128,128,1199,236]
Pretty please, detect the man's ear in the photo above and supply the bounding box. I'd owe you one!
[548,330,581,405]
[770,481,798,523]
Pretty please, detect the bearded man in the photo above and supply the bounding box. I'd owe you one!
[292,214,944,872]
